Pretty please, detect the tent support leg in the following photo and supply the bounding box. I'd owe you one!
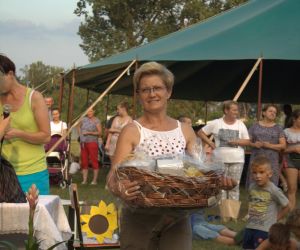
[65,68,76,162]
[257,59,263,120]
[233,57,262,101]
[86,89,90,106]
[204,101,208,124]
[104,94,110,126]
[46,59,137,156]
[67,68,76,128]
[58,73,64,113]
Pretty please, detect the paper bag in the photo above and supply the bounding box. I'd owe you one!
[219,199,241,222]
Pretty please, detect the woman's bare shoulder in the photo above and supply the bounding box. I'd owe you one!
[123,122,139,133]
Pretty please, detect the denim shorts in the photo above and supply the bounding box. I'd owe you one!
[287,154,300,169]
[192,221,225,240]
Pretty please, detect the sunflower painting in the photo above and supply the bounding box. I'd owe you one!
[81,200,118,243]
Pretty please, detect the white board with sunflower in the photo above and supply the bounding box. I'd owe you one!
[80,200,119,244]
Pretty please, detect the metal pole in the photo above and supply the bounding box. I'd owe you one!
[257,59,263,120]
[58,73,64,113]
[46,59,137,156]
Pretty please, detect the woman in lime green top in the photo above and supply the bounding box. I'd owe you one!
[0,55,50,194]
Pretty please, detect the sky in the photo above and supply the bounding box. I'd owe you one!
[0,0,90,74]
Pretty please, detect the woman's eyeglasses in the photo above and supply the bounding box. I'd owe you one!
[137,86,166,95]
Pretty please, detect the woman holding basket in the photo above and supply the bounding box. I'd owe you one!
[107,62,235,250]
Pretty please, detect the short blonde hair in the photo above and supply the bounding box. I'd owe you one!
[133,62,174,91]
[222,100,238,113]
[251,155,272,171]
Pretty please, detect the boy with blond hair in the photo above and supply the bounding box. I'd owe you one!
[242,155,290,249]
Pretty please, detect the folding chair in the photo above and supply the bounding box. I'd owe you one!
[68,184,120,249]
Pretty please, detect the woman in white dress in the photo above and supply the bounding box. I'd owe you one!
[50,108,67,136]
[105,102,132,161]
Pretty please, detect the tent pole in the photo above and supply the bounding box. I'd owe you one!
[66,68,76,162]
[67,68,76,128]
[46,59,137,156]
[257,59,263,120]
[233,57,262,101]
[132,61,139,119]
[58,72,64,113]
[105,94,110,125]
[204,101,208,124]
[86,89,90,106]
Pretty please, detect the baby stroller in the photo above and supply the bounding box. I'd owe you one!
[45,134,69,188]
[98,138,111,167]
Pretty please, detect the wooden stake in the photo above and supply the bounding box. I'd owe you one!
[233,57,262,101]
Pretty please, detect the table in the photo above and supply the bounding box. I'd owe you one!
[0,195,72,250]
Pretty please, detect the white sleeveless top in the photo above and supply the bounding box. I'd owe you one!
[133,120,186,158]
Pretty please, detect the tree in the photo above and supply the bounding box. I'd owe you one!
[75,0,248,62]
[20,61,64,94]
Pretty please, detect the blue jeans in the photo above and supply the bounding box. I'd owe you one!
[191,211,225,240]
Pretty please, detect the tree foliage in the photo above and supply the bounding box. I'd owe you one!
[18,1,252,129]
[20,61,64,94]
[75,0,248,62]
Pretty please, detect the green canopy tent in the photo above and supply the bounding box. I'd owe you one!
[49,0,300,155]
[65,0,300,104]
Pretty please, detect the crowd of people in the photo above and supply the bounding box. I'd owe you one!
[1,55,300,249]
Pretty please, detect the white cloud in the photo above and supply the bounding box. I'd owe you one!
[0,18,89,73]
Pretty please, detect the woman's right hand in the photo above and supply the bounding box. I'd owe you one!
[0,116,10,131]
[0,116,10,140]
[118,179,140,201]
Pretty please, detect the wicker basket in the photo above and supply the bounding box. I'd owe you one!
[117,166,222,208]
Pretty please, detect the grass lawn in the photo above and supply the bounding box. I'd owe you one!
[51,142,298,249]
[51,167,247,250]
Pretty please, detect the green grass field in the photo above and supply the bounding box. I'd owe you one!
[51,167,248,250]
[51,141,299,249]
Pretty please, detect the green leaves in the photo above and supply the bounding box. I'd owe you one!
[74,0,248,62]
[46,241,67,250]
[25,239,39,250]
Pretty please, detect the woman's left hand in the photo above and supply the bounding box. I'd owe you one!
[220,176,237,190]
[261,141,270,148]
[118,180,141,201]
